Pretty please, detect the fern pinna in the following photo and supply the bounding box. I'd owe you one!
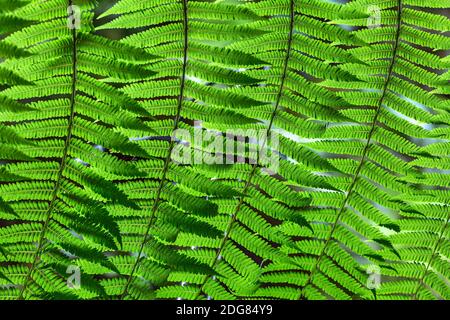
[0,0,448,300]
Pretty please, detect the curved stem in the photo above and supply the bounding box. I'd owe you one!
[119,0,189,300]
[298,0,403,300]
[18,0,79,300]
[193,0,296,300]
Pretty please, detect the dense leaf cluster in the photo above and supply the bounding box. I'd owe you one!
[0,0,448,300]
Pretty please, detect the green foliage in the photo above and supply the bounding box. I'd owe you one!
[0,0,448,300]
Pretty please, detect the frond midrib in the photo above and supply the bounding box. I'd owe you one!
[298,0,404,300]
[193,0,296,299]
[119,0,190,300]
[18,0,79,300]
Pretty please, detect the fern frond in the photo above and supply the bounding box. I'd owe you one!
[0,0,154,299]
[0,0,447,301]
